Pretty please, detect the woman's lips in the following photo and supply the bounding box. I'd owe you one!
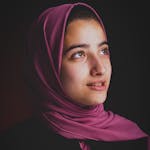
[87,81,106,91]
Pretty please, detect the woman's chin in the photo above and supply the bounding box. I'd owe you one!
[79,95,107,106]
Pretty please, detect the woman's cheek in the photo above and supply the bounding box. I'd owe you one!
[66,63,87,81]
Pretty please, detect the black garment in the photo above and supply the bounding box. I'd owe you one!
[0,118,147,150]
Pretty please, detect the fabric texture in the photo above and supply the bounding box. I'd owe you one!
[25,2,149,150]
[1,118,147,150]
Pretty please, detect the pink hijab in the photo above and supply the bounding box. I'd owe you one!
[26,2,149,150]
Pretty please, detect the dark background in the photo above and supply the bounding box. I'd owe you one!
[0,0,150,134]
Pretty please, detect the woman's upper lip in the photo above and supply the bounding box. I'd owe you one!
[87,80,106,86]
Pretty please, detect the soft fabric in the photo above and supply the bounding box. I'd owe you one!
[25,2,150,150]
[1,118,147,150]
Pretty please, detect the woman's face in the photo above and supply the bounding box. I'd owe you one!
[60,19,112,106]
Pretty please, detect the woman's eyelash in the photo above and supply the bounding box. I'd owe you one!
[71,51,85,59]
[69,47,110,59]
[100,48,110,55]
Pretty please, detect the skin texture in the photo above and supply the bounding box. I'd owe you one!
[60,19,112,106]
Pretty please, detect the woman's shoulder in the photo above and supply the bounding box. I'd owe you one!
[88,137,147,150]
[0,117,80,150]
[1,117,147,150]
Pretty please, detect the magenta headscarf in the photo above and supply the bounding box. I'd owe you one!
[26,2,149,150]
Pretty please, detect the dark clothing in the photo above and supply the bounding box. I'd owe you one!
[1,118,147,150]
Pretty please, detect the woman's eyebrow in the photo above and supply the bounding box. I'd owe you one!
[64,44,89,54]
[64,41,108,54]
[98,41,109,47]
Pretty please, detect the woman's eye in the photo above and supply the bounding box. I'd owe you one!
[71,51,85,59]
[100,48,110,56]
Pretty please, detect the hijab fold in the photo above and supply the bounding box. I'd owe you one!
[26,2,149,150]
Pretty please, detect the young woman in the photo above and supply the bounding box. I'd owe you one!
[2,2,149,150]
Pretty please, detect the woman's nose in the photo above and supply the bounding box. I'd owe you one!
[90,57,106,76]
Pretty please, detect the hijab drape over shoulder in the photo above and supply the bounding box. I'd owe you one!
[25,2,150,150]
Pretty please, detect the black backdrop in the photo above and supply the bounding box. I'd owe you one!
[1,0,150,134]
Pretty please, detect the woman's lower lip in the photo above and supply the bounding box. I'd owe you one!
[87,85,106,91]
